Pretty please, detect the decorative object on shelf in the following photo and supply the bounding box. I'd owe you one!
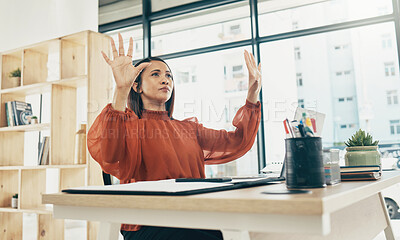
[38,136,50,165]
[5,101,33,126]
[344,129,381,166]
[8,68,21,87]
[11,194,18,208]
[28,115,38,124]
[74,123,87,164]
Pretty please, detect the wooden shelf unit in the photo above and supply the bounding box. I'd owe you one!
[0,30,113,240]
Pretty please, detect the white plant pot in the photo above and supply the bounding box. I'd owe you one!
[11,197,18,208]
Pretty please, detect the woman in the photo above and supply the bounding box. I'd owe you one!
[87,33,262,240]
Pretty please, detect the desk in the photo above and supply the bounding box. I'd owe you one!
[42,171,400,240]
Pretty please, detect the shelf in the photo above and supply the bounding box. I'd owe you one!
[0,123,50,132]
[0,206,53,214]
[52,75,87,88]
[0,75,87,95]
[0,164,87,170]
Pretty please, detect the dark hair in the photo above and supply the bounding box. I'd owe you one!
[127,57,175,119]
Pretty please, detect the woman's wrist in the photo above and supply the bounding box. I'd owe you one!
[112,87,131,111]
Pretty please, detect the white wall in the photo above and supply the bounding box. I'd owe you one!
[0,0,98,52]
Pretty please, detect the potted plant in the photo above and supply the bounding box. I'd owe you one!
[344,129,380,166]
[9,68,21,87]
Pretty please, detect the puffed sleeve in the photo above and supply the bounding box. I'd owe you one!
[87,104,141,181]
[192,100,261,164]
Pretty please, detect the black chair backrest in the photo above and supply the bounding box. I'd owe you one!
[102,171,112,186]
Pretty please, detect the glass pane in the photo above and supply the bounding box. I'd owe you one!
[260,22,400,165]
[152,0,201,12]
[105,25,144,61]
[165,46,259,177]
[99,0,142,25]
[258,0,393,37]
[151,2,250,55]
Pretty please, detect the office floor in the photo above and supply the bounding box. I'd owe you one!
[23,213,400,239]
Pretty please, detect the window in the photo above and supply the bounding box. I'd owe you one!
[385,62,395,76]
[168,46,258,177]
[340,125,347,129]
[382,34,392,48]
[298,99,304,108]
[177,71,190,84]
[261,22,398,166]
[296,73,303,86]
[294,47,301,60]
[390,120,400,135]
[258,0,393,36]
[151,1,250,55]
[230,24,241,35]
[232,65,244,78]
[334,44,349,50]
[387,90,399,105]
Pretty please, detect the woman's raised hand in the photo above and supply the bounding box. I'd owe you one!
[244,50,262,104]
[101,33,150,91]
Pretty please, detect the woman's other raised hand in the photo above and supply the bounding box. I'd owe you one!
[244,49,262,104]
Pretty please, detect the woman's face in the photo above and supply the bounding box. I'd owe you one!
[138,60,174,105]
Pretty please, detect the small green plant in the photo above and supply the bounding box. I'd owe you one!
[345,129,379,147]
[9,68,21,78]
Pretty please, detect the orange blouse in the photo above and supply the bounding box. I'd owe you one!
[87,99,261,231]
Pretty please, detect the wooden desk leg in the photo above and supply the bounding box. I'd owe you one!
[97,222,120,240]
[222,229,250,240]
[378,192,395,240]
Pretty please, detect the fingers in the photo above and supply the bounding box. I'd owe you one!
[244,50,257,70]
[135,62,152,73]
[127,37,133,58]
[110,38,118,59]
[118,33,124,56]
[101,51,112,65]
[244,50,252,71]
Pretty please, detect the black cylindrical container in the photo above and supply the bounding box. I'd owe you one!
[285,137,326,188]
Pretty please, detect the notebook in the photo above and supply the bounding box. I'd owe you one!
[62,161,286,196]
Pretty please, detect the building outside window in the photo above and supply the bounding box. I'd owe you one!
[390,120,400,135]
[296,73,303,86]
[382,34,392,48]
[294,47,301,60]
[385,62,396,76]
[298,99,304,108]
[387,90,399,105]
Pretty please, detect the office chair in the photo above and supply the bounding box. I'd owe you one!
[102,171,112,186]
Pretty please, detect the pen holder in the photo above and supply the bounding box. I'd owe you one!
[285,137,326,188]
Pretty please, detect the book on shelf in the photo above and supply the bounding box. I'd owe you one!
[340,165,381,173]
[5,101,33,127]
[38,136,50,165]
[341,171,381,181]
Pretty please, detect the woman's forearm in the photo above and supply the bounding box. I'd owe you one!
[112,87,131,111]
[246,91,259,104]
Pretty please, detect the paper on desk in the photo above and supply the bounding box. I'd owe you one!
[294,107,325,136]
[64,179,233,193]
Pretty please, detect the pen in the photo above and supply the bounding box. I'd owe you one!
[298,124,306,137]
[283,120,290,138]
[285,118,295,138]
[311,118,317,133]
